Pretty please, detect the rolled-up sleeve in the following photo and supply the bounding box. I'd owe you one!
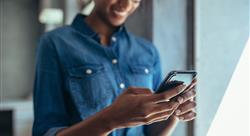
[32,34,69,136]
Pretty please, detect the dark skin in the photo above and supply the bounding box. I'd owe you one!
[146,79,197,136]
[57,0,197,136]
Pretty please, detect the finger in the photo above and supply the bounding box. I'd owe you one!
[178,111,196,121]
[190,78,197,87]
[144,110,175,125]
[175,89,196,104]
[126,87,153,95]
[146,116,169,125]
[175,101,196,116]
[190,98,195,102]
[190,78,197,85]
[149,84,186,103]
[151,101,180,114]
[146,109,179,124]
[183,79,197,93]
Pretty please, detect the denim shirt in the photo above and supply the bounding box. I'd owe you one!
[33,14,162,136]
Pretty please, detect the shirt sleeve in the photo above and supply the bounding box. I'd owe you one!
[32,34,69,136]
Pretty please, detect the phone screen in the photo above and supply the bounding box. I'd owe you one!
[169,73,194,86]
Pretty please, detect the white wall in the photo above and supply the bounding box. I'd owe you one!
[195,0,249,135]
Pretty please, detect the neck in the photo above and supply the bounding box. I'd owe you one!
[85,12,117,46]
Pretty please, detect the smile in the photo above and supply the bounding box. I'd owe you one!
[113,10,128,17]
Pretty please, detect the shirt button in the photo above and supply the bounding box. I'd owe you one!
[144,68,149,74]
[86,69,92,74]
[119,83,125,89]
[111,36,117,42]
[112,59,118,64]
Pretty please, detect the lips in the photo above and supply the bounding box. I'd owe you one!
[112,9,128,18]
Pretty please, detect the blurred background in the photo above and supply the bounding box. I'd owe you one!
[0,0,248,136]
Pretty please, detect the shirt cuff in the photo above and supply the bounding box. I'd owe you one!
[44,127,67,136]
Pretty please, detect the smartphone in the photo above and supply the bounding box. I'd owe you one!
[156,70,197,94]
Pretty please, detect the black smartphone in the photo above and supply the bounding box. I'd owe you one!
[156,70,197,94]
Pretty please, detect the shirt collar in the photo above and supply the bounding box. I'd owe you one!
[71,13,126,39]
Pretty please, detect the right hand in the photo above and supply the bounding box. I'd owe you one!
[105,85,186,129]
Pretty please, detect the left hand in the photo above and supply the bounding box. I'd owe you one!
[173,79,197,121]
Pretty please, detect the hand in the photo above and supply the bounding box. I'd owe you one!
[174,99,196,121]
[174,79,197,121]
[105,85,186,129]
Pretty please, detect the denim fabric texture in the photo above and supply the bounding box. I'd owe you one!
[33,14,162,136]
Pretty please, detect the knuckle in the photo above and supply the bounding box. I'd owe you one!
[177,96,184,103]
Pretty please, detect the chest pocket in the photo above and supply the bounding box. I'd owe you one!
[127,64,154,89]
[66,64,113,109]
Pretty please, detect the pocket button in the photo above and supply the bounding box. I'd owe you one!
[112,59,118,64]
[144,68,149,74]
[85,69,92,75]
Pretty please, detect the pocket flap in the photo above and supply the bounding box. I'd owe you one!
[129,64,153,74]
[67,64,105,78]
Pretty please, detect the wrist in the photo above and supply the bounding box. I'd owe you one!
[96,105,118,134]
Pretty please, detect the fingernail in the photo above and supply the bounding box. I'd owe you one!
[175,109,181,115]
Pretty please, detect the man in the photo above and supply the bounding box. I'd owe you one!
[33,0,197,136]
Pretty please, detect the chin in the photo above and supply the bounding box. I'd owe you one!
[109,18,127,27]
[111,21,124,27]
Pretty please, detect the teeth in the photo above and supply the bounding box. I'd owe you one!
[113,10,127,17]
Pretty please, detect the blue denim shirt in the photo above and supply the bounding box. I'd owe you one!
[33,14,162,136]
